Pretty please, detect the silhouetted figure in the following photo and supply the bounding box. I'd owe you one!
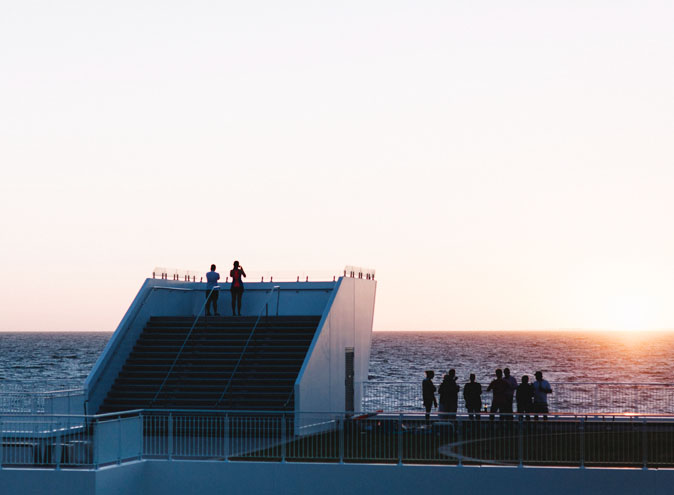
[230,260,246,316]
[438,369,460,419]
[463,373,483,420]
[516,375,534,419]
[503,367,517,419]
[487,369,509,420]
[532,371,552,420]
[205,264,220,316]
[422,370,437,423]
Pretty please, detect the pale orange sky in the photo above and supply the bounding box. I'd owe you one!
[2,1,674,332]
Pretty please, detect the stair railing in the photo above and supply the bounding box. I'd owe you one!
[151,285,220,406]
[282,388,294,410]
[215,286,280,406]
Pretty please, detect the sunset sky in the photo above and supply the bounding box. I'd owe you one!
[2,1,673,332]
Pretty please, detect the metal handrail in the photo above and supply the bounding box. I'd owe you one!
[215,286,281,406]
[360,380,674,386]
[151,285,220,405]
[282,389,294,410]
[5,408,674,419]
[6,409,674,470]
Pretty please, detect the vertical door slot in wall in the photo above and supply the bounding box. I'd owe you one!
[345,347,355,412]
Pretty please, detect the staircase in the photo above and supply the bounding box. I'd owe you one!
[97,315,320,414]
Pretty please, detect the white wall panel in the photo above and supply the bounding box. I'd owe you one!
[295,277,377,423]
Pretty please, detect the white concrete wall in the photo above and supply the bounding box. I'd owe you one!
[3,461,674,495]
[85,279,336,414]
[295,276,377,423]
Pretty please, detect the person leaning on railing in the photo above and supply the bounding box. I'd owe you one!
[422,370,437,423]
[438,369,460,419]
[516,375,534,419]
[463,373,482,420]
[532,371,552,420]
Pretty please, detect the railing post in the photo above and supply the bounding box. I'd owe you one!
[397,413,403,465]
[117,415,122,465]
[457,416,463,467]
[93,418,99,469]
[223,414,229,462]
[281,413,286,463]
[579,417,585,469]
[642,418,648,470]
[276,288,280,317]
[138,412,144,460]
[339,416,345,464]
[55,421,62,470]
[168,413,173,460]
[518,414,523,468]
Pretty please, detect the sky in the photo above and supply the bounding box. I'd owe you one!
[1,1,673,332]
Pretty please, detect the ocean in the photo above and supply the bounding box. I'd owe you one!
[1,330,672,388]
[368,330,674,384]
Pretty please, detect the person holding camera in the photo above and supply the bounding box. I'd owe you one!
[230,260,246,316]
[438,368,460,418]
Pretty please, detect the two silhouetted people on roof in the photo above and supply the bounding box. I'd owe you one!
[205,261,246,317]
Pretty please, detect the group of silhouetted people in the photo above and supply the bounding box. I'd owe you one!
[205,261,247,316]
[423,368,553,421]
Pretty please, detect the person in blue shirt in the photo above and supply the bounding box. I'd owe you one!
[205,264,220,316]
[532,371,553,420]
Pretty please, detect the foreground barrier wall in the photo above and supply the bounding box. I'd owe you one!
[85,279,335,414]
[295,276,377,424]
[3,461,674,495]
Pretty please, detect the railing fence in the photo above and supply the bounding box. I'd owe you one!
[361,382,674,415]
[2,410,674,470]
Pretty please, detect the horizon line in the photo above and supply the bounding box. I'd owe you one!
[2,328,674,333]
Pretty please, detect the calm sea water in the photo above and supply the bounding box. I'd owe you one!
[1,331,673,389]
[368,331,674,385]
